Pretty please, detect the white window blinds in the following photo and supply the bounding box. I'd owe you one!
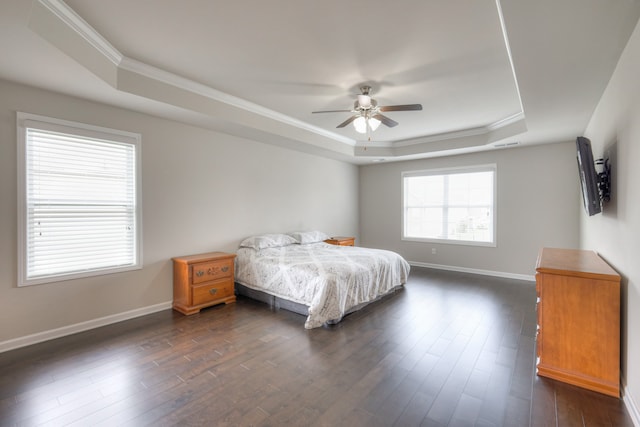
[18,113,142,286]
[402,165,496,246]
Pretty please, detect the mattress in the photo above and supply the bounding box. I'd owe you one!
[235,242,410,328]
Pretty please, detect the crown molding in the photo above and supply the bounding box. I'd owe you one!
[36,0,355,147]
[394,126,489,148]
[118,57,355,146]
[496,0,525,115]
[370,111,525,149]
[486,111,525,131]
[37,0,122,65]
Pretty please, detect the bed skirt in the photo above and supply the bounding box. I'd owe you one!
[234,282,404,326]
[234,282,310,316]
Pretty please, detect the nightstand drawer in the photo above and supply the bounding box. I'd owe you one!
[192,280,234,306]
[192,259,233,284]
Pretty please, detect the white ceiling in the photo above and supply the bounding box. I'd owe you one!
[1,0,639,164]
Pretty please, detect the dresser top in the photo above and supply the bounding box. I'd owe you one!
[536,247,620,281]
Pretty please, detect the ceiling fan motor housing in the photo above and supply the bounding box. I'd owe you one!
[357,86,373,109]
[355,97,376,110]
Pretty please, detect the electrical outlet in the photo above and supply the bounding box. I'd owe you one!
[432,248,437,255]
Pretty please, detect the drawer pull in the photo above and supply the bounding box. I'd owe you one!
[209,288,218,295]
[196,270,204,277]
[206,266,230,275]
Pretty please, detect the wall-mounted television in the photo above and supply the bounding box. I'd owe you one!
[576,136,602,216]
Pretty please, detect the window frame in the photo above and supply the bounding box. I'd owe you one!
[401,164,497,247]
[17,112,143,287]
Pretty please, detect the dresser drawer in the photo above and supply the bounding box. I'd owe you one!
[192,259,233,284]
[192,280,234,306]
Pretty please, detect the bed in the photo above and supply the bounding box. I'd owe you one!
[234,232,411,329]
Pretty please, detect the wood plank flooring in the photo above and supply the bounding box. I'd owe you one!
[0,267,633,426]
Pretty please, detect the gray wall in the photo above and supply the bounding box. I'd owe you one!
[582,17,640,416]
[0,79,359,344]
[359,143,580,277]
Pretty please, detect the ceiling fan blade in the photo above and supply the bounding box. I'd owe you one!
[379,104,423,112]
[337,116,357,128]
[312,109,353,113]
[373,114,399,128]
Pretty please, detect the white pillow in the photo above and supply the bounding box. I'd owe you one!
[287,230,329,244]
[239,234,297,250]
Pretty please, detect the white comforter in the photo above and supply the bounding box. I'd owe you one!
[235,242,410,328]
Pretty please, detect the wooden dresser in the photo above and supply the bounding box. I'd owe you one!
[324,236,355,246]
[172,252,236,315]
[535,247,620,397]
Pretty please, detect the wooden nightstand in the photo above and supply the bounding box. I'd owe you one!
[172,252,236,315]
[324,236,355,246]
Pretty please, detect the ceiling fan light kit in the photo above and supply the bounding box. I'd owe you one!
[353,116,367,133]
[313,85,422,137]
[367,116,381,131]
[353,114,381,134]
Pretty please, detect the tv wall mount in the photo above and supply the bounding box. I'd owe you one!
[595,158,611,202]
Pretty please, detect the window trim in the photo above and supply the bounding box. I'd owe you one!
[401,164,497,247]
[17,112,143,286]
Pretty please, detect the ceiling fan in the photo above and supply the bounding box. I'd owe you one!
[312,85,422,134]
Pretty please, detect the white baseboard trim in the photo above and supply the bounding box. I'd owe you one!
[623,379,640,427]
[0,301,172,353]
[409,261,535,282]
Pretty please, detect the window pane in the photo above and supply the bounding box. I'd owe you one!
[403,167,495,245]
[448,174,471,205]
[18,114,141,286]
[447,207,491,241]
[406,207,443,238]
[406,176,444,206]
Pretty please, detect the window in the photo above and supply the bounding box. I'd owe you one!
[17,113,142,286]
[402,165,496,246]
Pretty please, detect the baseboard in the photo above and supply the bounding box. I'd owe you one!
[623,379,640,427]
[0,301,172,353]
[409,261,535,282]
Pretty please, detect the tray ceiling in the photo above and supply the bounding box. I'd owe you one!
[1,0,639,163]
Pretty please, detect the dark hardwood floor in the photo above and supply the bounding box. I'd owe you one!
[0,267,633,426]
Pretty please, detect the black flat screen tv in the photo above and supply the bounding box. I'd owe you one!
[576,136,601,216]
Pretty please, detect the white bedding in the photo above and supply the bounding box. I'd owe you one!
[235,242,410,328]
